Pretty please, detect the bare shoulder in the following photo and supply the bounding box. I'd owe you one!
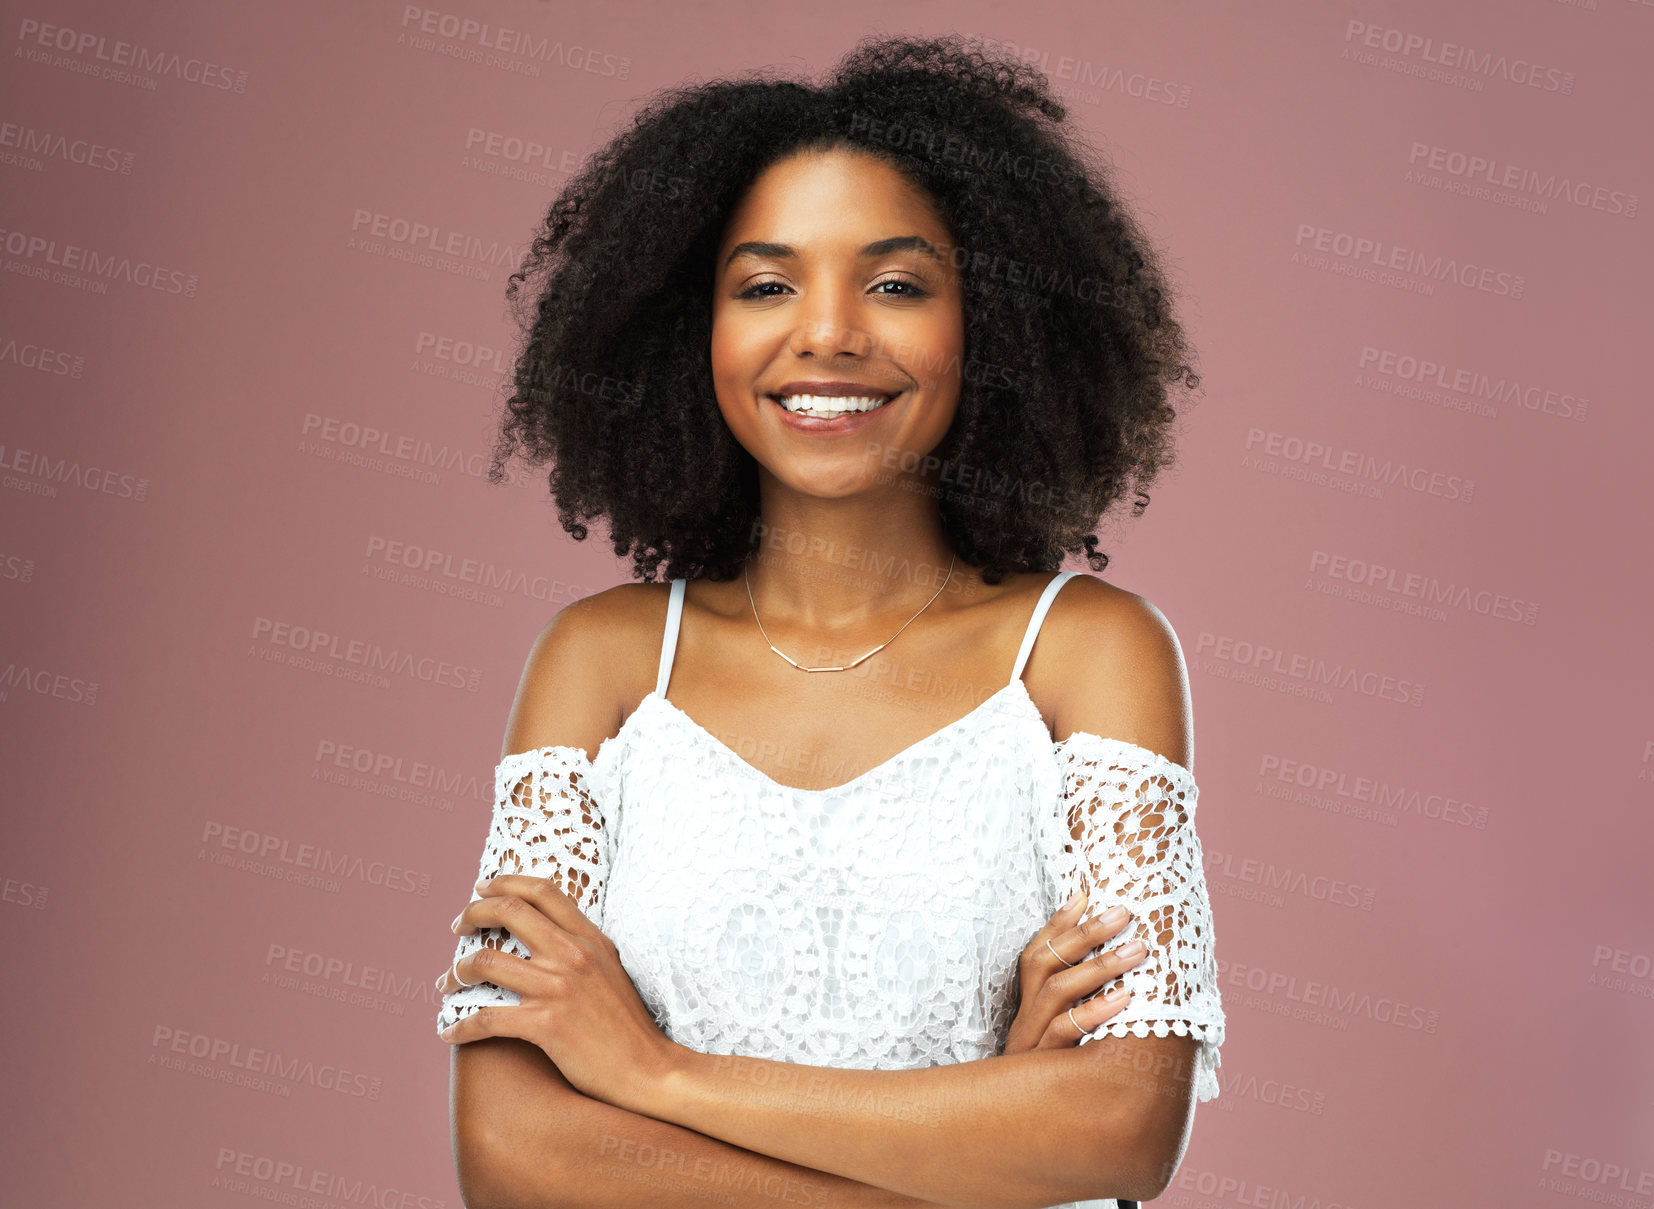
[1033,572,1194,773]
[501,581,673,762]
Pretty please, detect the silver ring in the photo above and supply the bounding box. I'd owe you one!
[1067,1007,1083,1034]
[1045,938,1075,968]
[450,959,473,988]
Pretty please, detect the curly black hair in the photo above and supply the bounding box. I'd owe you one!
[487,32,1201,586]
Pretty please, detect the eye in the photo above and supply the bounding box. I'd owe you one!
[734,277,932,301]
[735,279,791,300]
[871,277,930,298]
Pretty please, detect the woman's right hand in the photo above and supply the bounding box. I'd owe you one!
[1003,882,1147,1054]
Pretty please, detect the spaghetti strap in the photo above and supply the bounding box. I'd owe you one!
[657,578,686,698]
[1009,571,1080,685]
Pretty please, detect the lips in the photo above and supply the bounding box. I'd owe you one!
[769,379,902,400]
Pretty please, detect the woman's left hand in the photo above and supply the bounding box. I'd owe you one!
[435,873,683,1115]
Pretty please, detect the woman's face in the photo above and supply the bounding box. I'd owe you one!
[710,147,965,500]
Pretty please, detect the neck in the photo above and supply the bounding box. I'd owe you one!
[743,475,964,628]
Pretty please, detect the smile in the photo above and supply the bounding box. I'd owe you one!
[771,392,898,418]
[766,393,902,434]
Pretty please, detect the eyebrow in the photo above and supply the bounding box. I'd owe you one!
[723,236,943,270]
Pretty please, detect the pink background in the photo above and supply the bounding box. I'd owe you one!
[3,1,1651,1205]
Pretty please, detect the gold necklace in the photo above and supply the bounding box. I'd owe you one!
[743,553,957,673]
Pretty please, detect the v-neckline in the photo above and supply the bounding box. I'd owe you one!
[628,676,1043,795]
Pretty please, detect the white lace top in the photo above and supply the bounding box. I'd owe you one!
[440,571,1225,1209]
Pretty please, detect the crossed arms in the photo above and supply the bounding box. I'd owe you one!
[444,582,1219,1208]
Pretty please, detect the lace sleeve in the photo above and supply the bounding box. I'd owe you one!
[436,746,611,1036]
[1039,732,1226,1102]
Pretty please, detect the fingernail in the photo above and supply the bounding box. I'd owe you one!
[1100,905,1129,926]
[474,877,489,892]
[1065,886,1084,909]
[1104,985,1129,1001]
[1118,940,1146,960]
[450,913,463,932]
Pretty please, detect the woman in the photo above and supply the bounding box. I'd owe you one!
[434,34,1222,1209]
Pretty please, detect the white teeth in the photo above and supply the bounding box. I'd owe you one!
[776,393,892,417]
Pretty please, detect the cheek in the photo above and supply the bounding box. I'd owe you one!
[710,310,766,379]
[903,311,964,386]
[708,333,772,448]
[708,320,748,408]
[708,310,732,379]
[910,317,965,443]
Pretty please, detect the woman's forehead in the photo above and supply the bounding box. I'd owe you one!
[717,151,949,258]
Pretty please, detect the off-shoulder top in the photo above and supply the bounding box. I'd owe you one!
[440,570,1225,1209]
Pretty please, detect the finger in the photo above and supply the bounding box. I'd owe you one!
[1056,984,1132,1044]
[453,895,573,965]
[438,938,534,999]
[476,874,596,936]
[1037,879,1091,939]
[1018,886,1122,1009]
[1055,902,1135,960]
[1043,935,1149,1004]
[435,944,500,996]
[1027,884,1100,974]
[1040,902,1131,971]
[438,1002,530,1045]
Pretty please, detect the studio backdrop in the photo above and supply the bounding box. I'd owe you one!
[2,1,1649,1206]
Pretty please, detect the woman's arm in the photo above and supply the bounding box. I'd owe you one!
[455,1038,952,1209]
[639,1033,1194,1208]
[460,890,1166,1209]
[448,876,1186,1208]
[449,594,941,1209]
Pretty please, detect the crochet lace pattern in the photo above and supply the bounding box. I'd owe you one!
[1039,733,1224,1103]
[438,720,1223,1104]
[437,747,610,1032]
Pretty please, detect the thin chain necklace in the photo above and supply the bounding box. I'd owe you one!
[743,553,957,673]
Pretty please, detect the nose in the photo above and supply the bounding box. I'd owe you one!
[788,286,875,359]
